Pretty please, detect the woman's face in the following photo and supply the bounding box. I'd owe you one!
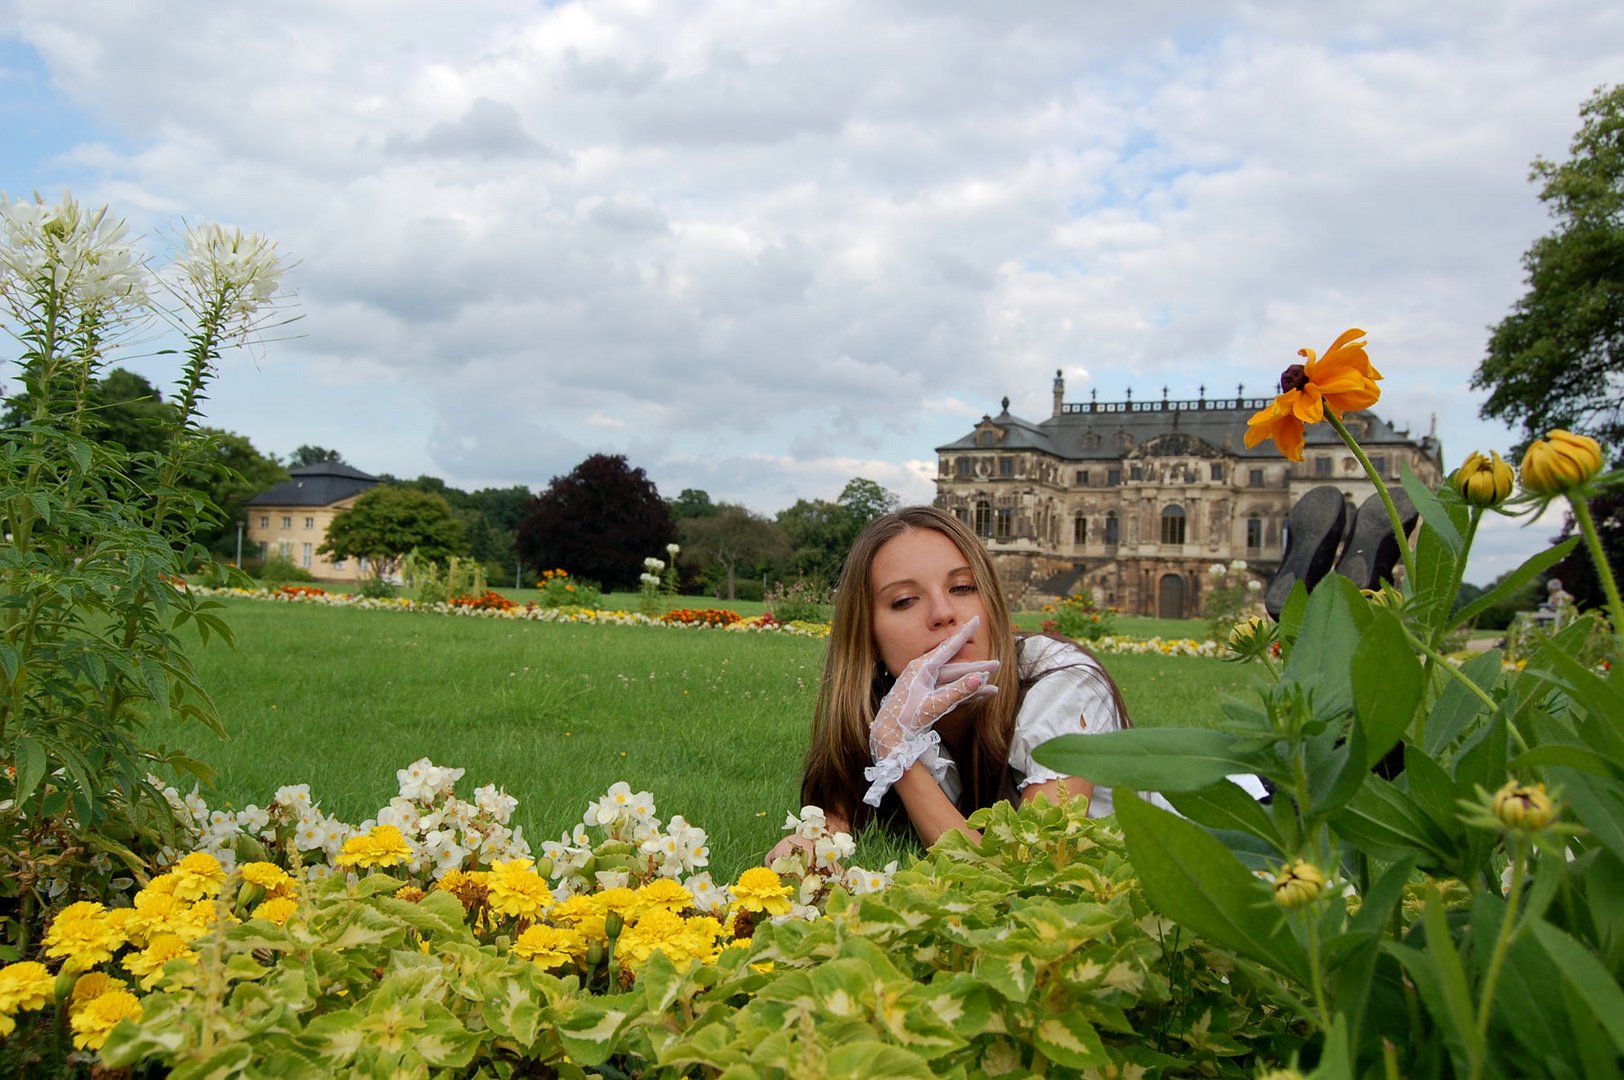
[869,526,992,677]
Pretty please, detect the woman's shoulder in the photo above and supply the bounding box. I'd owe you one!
[1018,633,1101,675]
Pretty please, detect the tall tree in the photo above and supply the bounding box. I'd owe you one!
[681,505,791,600]
[516,454,675,590]
[776,497,855,585]
[318,486,467,580]
[290,445,346,467]
[1472,84,1624,447]
[3,367,176,453]
[669,487,721,521]
[839,476,900,527]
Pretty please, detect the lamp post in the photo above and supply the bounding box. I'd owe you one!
[236,521,245,567]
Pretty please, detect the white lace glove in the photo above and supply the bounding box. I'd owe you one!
[862,617,999,807]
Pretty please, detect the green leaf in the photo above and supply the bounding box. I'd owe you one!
[1115,789,1311,984]
[376,890,472,941]
[1511,742,1622,778]
[1278,580,1311,662]
[1450,538,1579,632]
[1400,462,1461,555]
[1350,608,1423,767]
[1349,856,1418,938]
[0,640,17,687]
[1411,513,1463,630]
[11,734,47,805]
[1033,729,1263,792]
[1330,776,1457,866]
[1526,916,1624,1058]
[823,1042,936,1078]
[1032,1010,1110,1069]
[551,997,635,1066]
[1282,575,1364,719]
[1399,747,1466,849]
[1165,778,1285,853]
[1421,886,1482,1067]
[1423,650,1504,755]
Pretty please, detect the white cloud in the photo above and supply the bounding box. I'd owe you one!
[3,0,1618,587]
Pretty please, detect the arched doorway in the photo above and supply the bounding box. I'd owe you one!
[1158,573,1186,619]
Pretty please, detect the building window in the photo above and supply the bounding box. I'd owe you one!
[1315,456,1332,476]
[358,556,368,573]
[1107,468,1122,486]
[1246,516,1263,550]
[1075,469,1089,485]
[1073,514,1086,544]
[333,557,346,570]
[1130,465,1144,481]
[998,457,1014,478]
[1249,467,1265,487]
[257,541,267,560]
[258,515,269,529]
[973,500,991,537]
[281,515,292,529]
[1210,463,1224,481]
[955,457,972,479]
[995,508,1012,539]
[304,516,315,529]
[953,507,969,525]
[1104,512,1119,545]
[1370,455,1387,477]
[1160,505,1187,545]
[301,543,313,568]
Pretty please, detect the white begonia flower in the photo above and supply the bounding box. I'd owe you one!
[594,869,631,891]
[396,759,441,802]
[306,864,334,883]
[236,805,270,834]
[813,833,855,870]
[842,862,896,895]
[798,875,823,906]
[785,806,827,840]
[294,816,327,852]
[782,902,820,923]
[683,872,724,914]
[274,784,312,811]
[183,791,210,825]
[377,798,421,834]
[473,784,517,824]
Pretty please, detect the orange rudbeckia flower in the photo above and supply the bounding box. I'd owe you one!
[1244,328,1383,461]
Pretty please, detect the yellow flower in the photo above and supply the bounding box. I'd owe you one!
[595,887,640,921]
[69,972,127,1011]
[486,858,555,919]
[122,933,197,991]
[513,924,578,970]
[1226,615,1270,653]
[1519,429,1604,495]
[335,824,412,868]
[729,867,793,916]
[240,861,296,896]
[171,852,227,901]
[1450,450,1515,507]
[69,989,142,1051]
[251,896,300,926]
[127,889,189,946]
[1245,328,1382,461]
[43,901,124,971]
[142,873,180,896]
[1491,780,1556,831]
[634,878,695,917]
[0,961,54,1014]
[435,869,491,913]
[1271,860,1327,909]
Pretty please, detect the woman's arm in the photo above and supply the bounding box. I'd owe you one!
[893,763,978,846]
[1019,776,1093,810]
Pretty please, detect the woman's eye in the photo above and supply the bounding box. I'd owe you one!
[950,583,977,595]
[889,596,917,611]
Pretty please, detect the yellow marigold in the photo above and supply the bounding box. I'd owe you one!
[127,889,189,946]
[252,896,300,927]
[486,858,555,919]
[122,933,197,991]
[0,961,54,1014]
[69,972,127,1010]
[240,861,296,895]
[43,902,124,970]
[595,887,639,920]
[142,872,179,896]
[1272,860,1327,909]
[335,824,412,869]
[394,884,427,903]
[615,908,690,971]
[729,868,793,916]
[69,989,142,1051]
[1519,429,1605,495]
[513,924,578,970]
[435,869,491,913]
[1450,450,1515,508]
[1491,780,1556,832]
[635,878,695,917]
[1245,328,1381,462]
[170,852,227,901]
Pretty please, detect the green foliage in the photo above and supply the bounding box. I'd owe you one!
[404,552,486,606]
[534,569,604,610]
[318,485,467,580]
[680,504,790,601]
[0,193,285,951]
[1473,83,1624,447]
[1041,589,1116,641]
[775,477,901,586]
[1036,444,1624,1077]
[255,553,315,585]
[764,577,830,623]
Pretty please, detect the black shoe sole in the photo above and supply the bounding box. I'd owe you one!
[1334,489,1417,592]
[1265,485,1347,620]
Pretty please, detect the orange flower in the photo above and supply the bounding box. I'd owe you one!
[1244,328,1382,461]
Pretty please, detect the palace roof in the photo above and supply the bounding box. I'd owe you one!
[247,462,380,507]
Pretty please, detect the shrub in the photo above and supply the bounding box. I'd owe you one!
[534,568,602,610]
[257,553,315,584]
[1040,588,1115,641]
[764,578,828,623]
[405,552,486,606]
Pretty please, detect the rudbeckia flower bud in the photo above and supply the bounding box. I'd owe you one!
[1227,616,1270,653]
[1450,451,1515,507]
[1271,860,1326,909]
[1519,430,1604,495]
[1491,780,1555,831]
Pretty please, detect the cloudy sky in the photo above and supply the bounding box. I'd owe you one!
[2,1,1616,582]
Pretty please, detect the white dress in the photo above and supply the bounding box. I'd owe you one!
[933,636,1265,816]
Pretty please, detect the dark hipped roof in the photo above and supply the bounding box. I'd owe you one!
[937,398,1434,461]
[247,462,380,508]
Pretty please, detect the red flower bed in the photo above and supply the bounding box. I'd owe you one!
[660,607,742,627]
[278,585,328,599]
[450,590,518,612]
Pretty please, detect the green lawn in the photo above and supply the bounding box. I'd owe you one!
[153,597,1261,881]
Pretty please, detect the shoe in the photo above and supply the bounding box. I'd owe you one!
[1265,486,1346,620]
[1334,489,1417,591]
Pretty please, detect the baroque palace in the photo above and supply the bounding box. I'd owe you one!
[934,373,1443,618]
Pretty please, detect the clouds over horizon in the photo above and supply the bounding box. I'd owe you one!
[2,0,1619,581]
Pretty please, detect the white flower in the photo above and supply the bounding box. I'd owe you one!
[842,860,898,895]
[813,832,855,870]
[1247,579,1263,592]
[639,573,662,587]
[784,806,827,841]
[683,872,725,914]
[172,221,284,326]
[1229,559,1248,572]
[666,544,680,557]
[274,784,312,811]
[593,869,630,891]
[397,758,440,802]
[1209,563,1227,577]
[236,805,270,834]
[293,815,327,852]
[643,557,664,572]
[473,784,517,824]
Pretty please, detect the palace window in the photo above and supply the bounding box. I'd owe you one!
[1073,513,1086,544]
[1130,465,1144,481]
[1107,468,1122,486]
[1160,505,1187,545]
[1210,463,1224,481]
[1249,467,1265,486]
[1104,512,1119,545]
[1075,469,1090,485]
[304,516,315,529]
[301,543,313,568]
[953,507,969,526]
[973,500,992,537]
[259,515,269,529]
[998,457,1014,478]
[1246,515,1263,550]
[281,515,292,529]
[1370,455,1387,477]
[995,508,1012,539]
[1315,456,1333,476]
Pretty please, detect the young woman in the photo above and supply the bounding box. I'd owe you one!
[769,505,1137,860]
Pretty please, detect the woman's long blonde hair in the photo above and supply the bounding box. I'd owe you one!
[800,506,1022,831]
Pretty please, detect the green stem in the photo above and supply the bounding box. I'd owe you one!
[1472,838,1527,1079]
[1567,495,1624,669]
[1303,911,1334,1035]
[1328,412,1417,589]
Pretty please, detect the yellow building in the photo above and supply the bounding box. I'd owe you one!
[935,374,1443,616]
[244,461,380,582]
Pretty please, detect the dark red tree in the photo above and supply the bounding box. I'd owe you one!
[516,454,676,591]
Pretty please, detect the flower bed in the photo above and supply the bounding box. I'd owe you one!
[660,607,742,627]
